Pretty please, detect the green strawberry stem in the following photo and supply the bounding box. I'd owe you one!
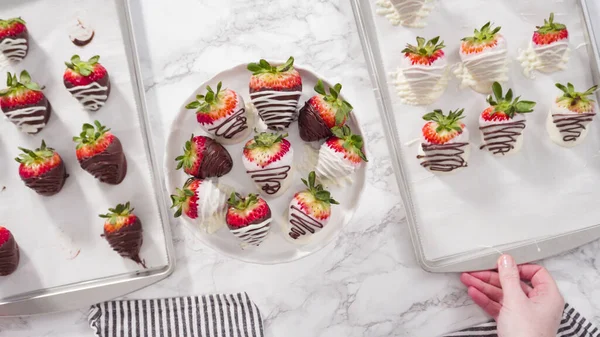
[170,178,196,218]
[0,17,26,28]
[401,36,445,57]
[175,134,197,171]
[555,82,598,107]
[537,13,566,33]
[65,55,100,77]
[487,82,536,118]
[331,125,368,162]
[247,131,287,150]
[462,22,501,43]
[15,140,55,165]
[247,56,295,75]
[227,192,259,210]
[0,70,41,96]
[314,79,353,125]
[422,109,464,133]
[73,120,110,149]
[301,171,339,205]
[185,81,224,113]
[99,202,134,225]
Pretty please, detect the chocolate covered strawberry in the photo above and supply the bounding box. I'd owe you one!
[417,109,470,173]
[100,202,146,268]
[0,226,19,276]
[16,140,68,196]
[226,192,272,247]
[171,177,227,233]
[64,55,110,112]
[0,17,28,62]
[0,70,51,134]
[315,125,367,182]
[248,57,302,130]
[175,134,233,179]
[243,131,294,197]
[547,83,598,147]
[298,80,353,142]
[519,13,570,77]
[457,22,508,94]
[73,120,127,184]
[287,171,338,243]
[185,82,251,144]
[479,82,536,156]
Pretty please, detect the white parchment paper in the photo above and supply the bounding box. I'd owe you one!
[0,0,168,298]
[371,0,600,260]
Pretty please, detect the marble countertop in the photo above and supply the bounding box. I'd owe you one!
[2,0,600,336]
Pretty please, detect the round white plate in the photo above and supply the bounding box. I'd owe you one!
[164,62,367,264]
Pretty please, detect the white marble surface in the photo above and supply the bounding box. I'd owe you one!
[2,0,600,336]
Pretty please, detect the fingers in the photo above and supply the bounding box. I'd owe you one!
[467,287,501,319]
[460,273,503,303]
[468,270,533,295]
[497,254,527,301]
[518,264,561,300]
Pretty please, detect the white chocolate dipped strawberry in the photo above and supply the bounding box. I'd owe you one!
[243,132,294,198]
[226,192,272,247]
[546,83,597,147]
[455,22,508,94]
[395,36,449,105]
[286,171,338,244]
[315,125,367,182]
[185,82,252,145]
[479,82,536,156]
[170,177,228,234]
[376,0,433,28]
[519,13,570,78]
[417,109,470,173]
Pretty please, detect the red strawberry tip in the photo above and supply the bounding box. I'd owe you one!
[64,54,101,77]
[0,17,26,29]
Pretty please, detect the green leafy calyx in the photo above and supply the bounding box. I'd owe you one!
[185,82,224,113]
[72,120,110,149]
[65,55,100,77]
[227,192,259,210]
[536,13,566,34]
[331,125,368,162]
[15,140,55,165]
[98,202,134,225]
[247,132,287,150]
[170,178,197,218]
[402,36,445,57]
[422,109,465,133]
[0,70,41,96]
[301,171,339,205]
[487,82,536,118]
[314,79,353,125]
[462,22,501,44]
[247,57,295,75]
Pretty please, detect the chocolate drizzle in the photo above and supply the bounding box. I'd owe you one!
[79,137,127,184]
[552,113,596,142]
[479,121,526,155]
[246,165,291,195]
[22,159,68,196]
[289,205,324,240]
[64,74,111,112]
[197,138,233,179]
[2,98,52,134]
[298,101,333,141]
[0,29,29,61]
[0,233,19,276]
[249,85,302,130]
[417,142,469,172]
[102,218,146,268]
[207,107,248,140]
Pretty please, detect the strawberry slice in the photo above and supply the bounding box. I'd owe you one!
[481,82,536,121]
[64,55,110,111]
[533,13,568,46]
[0,226,19,276]
[555,82,597,114]
[243,132,291,168]
[73,120,127,184]
[461,22,502,54]
[0,17,29,62]
[99,202,146,268]
[421,109,465,144]
[175,134,233,179]
[0,70,51,134]
[226,192,272,246]
[402,36,445,66]
[15,140,68,196]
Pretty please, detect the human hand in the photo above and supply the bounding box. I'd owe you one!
[460,254,564,337]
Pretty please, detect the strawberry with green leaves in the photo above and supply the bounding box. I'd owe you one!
[421,109,466,145]
[287,171,338,242]
[0,17,29,62]
[15,140,68,196]
[73,120,127,184]
[0,226,19,276]
[0,70,51,134]
[298,79,353,142]
[315,125,367,181]
[186,81,250,144]
[248,57,303,130]
[64,55,111,111]
[226,192,272,246]
[519,13,570,76]
[402,36,445,66]
[243,131,294,197]
[99,202,146,268]
[479,82,536,155]
[533,13,568,46]
[170,178,227,232]
[548,83,598,146]
[175,134,233,179]
[461,22,503,55]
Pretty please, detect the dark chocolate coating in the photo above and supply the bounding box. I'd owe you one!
[298,101,333,142]
[78,136,127,184]
[196,137,233,179]
[0,233,19,276]
[71,31,94,46]
[250,84,302,130]
[1,98,52,135]
[0,28,29,61]
[22,158,68,196]
[103,218,146,268]
[63,73,111,112]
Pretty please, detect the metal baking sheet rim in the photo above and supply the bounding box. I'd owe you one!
[350,0,600,273]
[0,0,176,316]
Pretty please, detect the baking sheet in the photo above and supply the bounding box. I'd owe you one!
[0,0,168,299]
[370,0,600,260]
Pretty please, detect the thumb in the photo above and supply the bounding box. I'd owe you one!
[497,254,526,302]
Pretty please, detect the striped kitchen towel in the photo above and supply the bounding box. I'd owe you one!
[88,293,263,337]
[443,303,600,337]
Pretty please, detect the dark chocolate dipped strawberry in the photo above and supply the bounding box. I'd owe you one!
[73,120,127,184]
[298,80,353,142]
[0,17,29,62]
[0,226,19,276]
[64,55,110,112]
[99,202,146,268]
[175,134,233,179]
[16,140,68,196]
[0,70,51,134]
[248,57,302,130]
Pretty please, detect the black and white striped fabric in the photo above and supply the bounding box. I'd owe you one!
[443,303,600,337]
[88,293,263,337]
